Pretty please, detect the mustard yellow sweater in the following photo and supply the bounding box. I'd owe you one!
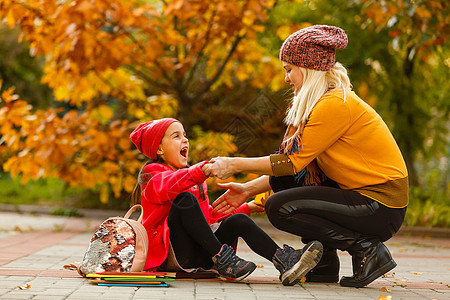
[288,90,408,208]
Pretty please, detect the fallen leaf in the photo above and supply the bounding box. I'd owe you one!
[379,287,391,292]
[17,284,31,290]
[399,248,407,252]
[63,264,78,270]
[382,272,395,278]
[256,265,264,268]
[378,296,392,300]
[410,271,422,275]
[299,276,307,283]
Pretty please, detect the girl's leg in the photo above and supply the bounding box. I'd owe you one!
[167,192,223,269]
[214,213,323,286]
[167,192,256,280]
[214,213,279,261]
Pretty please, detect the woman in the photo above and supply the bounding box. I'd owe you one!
[204,25,408,288]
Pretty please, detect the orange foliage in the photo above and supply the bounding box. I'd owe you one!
[0,83,140,197]
[0,1,285,201]
[0,0,283,106]
[363,0,449,61]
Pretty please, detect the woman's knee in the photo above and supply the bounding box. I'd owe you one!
[264,192,286,220]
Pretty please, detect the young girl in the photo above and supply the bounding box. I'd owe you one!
[129,118,323,285]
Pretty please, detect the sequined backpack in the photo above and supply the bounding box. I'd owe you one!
[78,205,149,276]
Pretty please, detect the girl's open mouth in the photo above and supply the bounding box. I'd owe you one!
[180,148,188,158]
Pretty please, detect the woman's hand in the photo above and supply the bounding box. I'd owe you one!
[212,182,249,214]
[204,157,236,180]
[247,200,265,214]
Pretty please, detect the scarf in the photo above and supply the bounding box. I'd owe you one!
[277,124,327,186]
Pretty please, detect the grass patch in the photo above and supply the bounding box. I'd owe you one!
[404,187,449,228]
[0,173,88,207]
[49,207,83,217]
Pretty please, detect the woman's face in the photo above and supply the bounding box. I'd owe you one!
[283,62,303,95]
[157,122,189,170]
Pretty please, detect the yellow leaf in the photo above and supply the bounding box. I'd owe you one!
[254,193,265,205]
[100,184,109,204]
[276,25,292,41]
[90,105,113,125]
[378,296,392,300]
[17,284,31,290]
[124,175,137,193]
[410,271,422,275]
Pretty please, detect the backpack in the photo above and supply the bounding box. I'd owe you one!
[78,205,149,276]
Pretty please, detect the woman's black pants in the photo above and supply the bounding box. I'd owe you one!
[265,176,406,253]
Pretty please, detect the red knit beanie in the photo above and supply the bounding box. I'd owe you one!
[130,118,180,159]
[279,25,348,71]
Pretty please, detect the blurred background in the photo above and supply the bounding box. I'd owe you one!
[0,0,448,227]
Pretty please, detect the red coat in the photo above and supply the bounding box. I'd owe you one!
[140,162,250,271]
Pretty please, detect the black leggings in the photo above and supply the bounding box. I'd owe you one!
[266,176,406,252]
[166,192,279,270]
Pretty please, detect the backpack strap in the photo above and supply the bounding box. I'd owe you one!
[124,204,144,223]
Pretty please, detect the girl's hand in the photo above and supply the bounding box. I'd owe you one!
[212,182,249,214]
[247,200,265,214]
[201,162,212,175]
[204,157,236,180]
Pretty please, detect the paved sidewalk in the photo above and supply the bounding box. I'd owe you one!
[0,210,448,300]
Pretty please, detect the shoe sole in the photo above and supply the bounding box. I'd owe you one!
[339,259,397,288]
[281,241,324,286]
[217,263,257,282]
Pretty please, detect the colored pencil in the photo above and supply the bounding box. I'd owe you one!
[96,271,167,277]
[104,277,175,282]
[97,282,168,287]
[91,279,162,284]
[86,274,157,279]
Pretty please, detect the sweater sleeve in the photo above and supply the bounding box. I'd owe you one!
[288,95,351,173]
[143,162,208,204]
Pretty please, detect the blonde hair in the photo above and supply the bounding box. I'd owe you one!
[284,62,351,129]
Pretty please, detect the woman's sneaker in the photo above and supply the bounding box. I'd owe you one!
[212,244,256,281]
[273,241,323,286]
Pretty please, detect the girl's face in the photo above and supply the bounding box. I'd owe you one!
[157,122,189,171]
[283,62,304,95]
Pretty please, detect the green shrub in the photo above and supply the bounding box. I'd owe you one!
[404,187,449,227]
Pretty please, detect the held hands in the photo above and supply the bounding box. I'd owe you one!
[202,157,236,180]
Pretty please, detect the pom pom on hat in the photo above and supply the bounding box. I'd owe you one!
[130,118,180,159]
[280,25,348,71]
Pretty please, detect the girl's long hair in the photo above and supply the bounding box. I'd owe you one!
[282,62,351,148]
[130,157,163,207]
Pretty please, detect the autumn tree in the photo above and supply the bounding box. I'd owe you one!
[265,0,449,186]
[0,0,285,203]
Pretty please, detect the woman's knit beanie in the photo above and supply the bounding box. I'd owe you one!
[279,25,348,71]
